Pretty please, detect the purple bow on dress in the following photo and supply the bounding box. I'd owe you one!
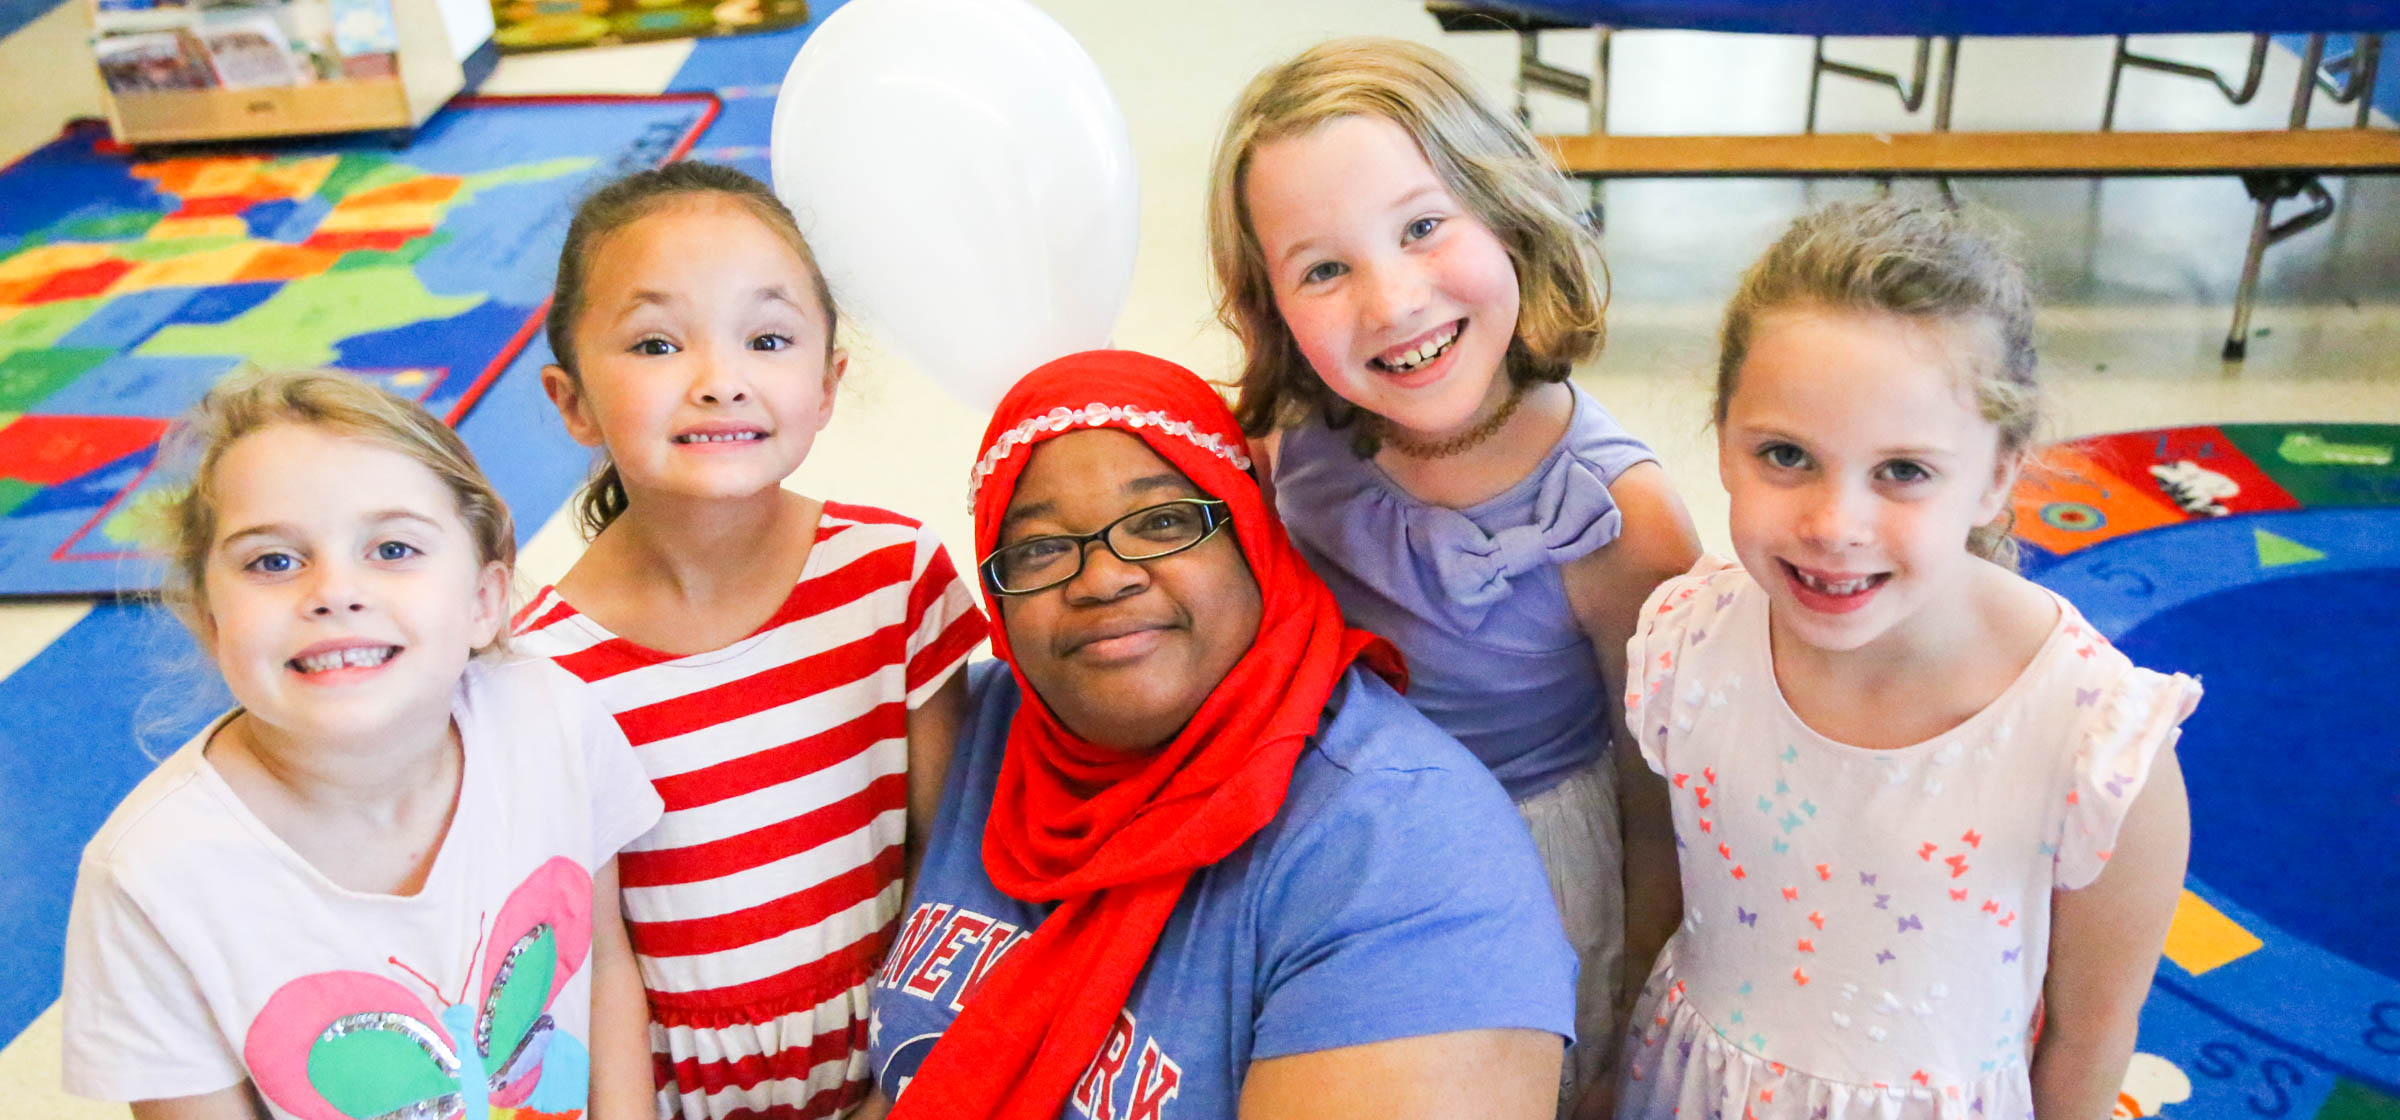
[1404,459,1623,631]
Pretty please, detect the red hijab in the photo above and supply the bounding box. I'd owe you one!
[888,351,1402,1120]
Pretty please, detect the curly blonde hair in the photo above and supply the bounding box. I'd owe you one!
[1716,201,2041,568]
[1208,37,1608,453]
[152,369,515,653]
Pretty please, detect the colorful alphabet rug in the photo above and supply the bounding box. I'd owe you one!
[2016,423,2400,1119]
[0,92,717,596]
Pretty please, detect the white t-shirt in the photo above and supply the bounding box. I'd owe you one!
[60,656,665,1117]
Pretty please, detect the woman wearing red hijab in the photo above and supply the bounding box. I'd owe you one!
[859,351,1574,1120]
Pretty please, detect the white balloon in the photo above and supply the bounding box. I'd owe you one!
[770,0,1139,410]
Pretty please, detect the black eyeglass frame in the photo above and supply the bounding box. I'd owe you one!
[979,498,1234,596]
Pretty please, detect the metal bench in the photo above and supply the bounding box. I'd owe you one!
[1430,0,2400,358]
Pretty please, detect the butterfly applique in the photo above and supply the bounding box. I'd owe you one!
[243,857,595,1120]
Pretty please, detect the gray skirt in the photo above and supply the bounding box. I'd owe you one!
[1515,756,1624,1114]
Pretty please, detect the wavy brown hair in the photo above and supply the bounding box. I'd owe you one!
[545,161,838,538]
[1716,200,2041,568]
[1207,37,1609,454]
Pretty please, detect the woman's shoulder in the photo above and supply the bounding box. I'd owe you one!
[961,655,1019,714]
[949,659,1024,772]
[1283,666,1521,824]
[1241,667,1578,1048]
[1310,666,1480,762]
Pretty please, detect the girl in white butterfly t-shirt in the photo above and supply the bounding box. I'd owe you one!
[61,372,661,1120]
[1612,203,2199,1120]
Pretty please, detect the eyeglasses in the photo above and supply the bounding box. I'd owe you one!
[979,498,1233,596]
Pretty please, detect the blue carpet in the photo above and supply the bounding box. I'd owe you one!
[0,22,810,1052]
[0,0,58,44]
[0,94,715,595]
[2120,567,2400,982]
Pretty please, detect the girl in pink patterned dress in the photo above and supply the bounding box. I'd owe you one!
[1616,202,2199,1120]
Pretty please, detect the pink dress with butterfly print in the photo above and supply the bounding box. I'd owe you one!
[1613,561,2199,1120]
[60,657,662,1119]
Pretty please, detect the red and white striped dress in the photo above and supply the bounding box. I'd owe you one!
[513,503,987,1120]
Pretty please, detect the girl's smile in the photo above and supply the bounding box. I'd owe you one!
[1243,114,1520,442]
[1718,307,2017,660]
[1779,561,1889,615]
[286,638,402,680]
[1369,319,1463,379]
[544,194,842,506]
[199,423,506,753]
[671,421,772,449]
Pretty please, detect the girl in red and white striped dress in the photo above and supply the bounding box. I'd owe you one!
[516,163,987,1120]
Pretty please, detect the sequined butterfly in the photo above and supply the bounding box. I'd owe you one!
[242,857,595,1120]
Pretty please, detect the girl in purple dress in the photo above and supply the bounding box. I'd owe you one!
[1206,37,1701,1115]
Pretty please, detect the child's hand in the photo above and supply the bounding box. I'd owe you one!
[849,1087,894,1120]
[1569,1070,1619,1120]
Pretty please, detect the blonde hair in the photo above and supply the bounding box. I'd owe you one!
[153,369,516,653]
[545,161,839,538]
[1716,200,2040,568]
[1208,37,1609,453]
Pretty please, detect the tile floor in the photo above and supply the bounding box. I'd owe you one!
[2,0,2396,1111]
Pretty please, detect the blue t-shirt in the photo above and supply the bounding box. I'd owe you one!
[868,661,1577,1119]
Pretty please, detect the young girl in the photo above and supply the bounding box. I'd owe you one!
[516,162,987,1120]
[1207,37,1700,1106]
[61,370,662,1119]
[1617,201,2197,1119]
